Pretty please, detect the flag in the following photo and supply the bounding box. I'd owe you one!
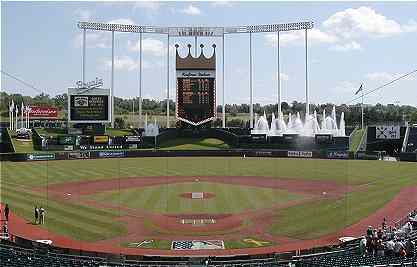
[355,84,363,95]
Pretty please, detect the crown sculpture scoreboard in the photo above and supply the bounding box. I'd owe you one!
[176,44,216,127]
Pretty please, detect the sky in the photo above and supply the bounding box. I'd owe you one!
[1,1,417,106]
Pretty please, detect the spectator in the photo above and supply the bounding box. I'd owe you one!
[359,238,367,255]
[386,240,395,256]
[366,226,373,237]
[405,239,415,258]
[4,204,9,221]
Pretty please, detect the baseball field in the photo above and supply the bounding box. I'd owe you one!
[1,157,417,255]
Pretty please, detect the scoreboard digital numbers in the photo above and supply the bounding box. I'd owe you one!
[177,76,215,125]
[68,88,111,123]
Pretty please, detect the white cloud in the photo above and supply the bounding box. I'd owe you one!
[128,38,166,57]
[330,41,362,51]
[108,18,135,25]
[73,32,110,48]
[181,5,201,16]
[103,56,138,71]
[211,1,233,7]
[265,28,337,47]
[133,1,163,11]
[276,72,289,81]
[323,6,403,39]
[265,6,416,52]
[74,8,93,21]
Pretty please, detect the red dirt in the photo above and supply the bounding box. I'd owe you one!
[3,177,417,256]
[179,192,215,199]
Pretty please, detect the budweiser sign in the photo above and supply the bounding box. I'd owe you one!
[28,106,58,119]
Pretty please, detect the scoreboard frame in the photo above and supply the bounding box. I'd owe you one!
[68,88,111,124]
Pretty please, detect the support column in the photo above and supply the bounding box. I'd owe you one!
[305,29,309,117]
[277,31,281,117]
[111,30,115,128]
[139,32,142,128]
[195,36,198,57]
[82,28,86,84]
[166,34,170,128]
[222,34,226,128]
[249,31,253,129]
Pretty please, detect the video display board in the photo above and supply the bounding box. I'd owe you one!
[176,71,216,125]
[68,88,110,123]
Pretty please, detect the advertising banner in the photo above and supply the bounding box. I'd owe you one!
[125,135,141,143]
[98,151,125,158]
[27,153,55,161]
[327,151,349,159]
[58,135,76,145]
[287,151,313,158]
[94,135,109,144]
[375,126,400,139]
[68,151,90,159]
[28,106,58,119]
[79,144,123,150]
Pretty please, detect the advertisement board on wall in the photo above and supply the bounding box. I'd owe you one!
[287,151,313,158]
[58,135,76,145]
[28,106,58,119]
[94,135,109,144]
[27,153,56,161]
[98,151,125,158]
[375,126,401,139]
[327,151,349,159]
[68,88,111,123]
[125,135,141,143]
[79,144,123,150]
[68,151,90,159]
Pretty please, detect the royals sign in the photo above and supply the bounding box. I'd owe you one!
[28,106,58,119]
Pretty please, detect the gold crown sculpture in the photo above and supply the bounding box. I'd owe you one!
[175,44,216,70]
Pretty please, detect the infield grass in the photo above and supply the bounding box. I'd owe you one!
[87,182,304,214]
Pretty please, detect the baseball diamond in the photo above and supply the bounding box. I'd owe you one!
[1,157,417,256]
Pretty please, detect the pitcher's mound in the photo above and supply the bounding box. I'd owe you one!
[180,192,215,199]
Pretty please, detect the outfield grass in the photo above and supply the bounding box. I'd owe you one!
[7,129,35,153]
[1,157,417,243]
[159,138,229,150]
[36,128,67,137]
[349,128,365,152]
[87,182,304,214]
[105,128,133,137]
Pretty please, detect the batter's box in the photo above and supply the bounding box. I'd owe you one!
[172,240,224,250]
[181,218,216,226]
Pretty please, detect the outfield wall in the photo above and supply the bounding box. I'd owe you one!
[0,149,379,162]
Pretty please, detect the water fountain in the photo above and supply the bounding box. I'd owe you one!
[251,105,346,137]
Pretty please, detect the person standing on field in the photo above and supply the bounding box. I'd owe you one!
[39,206,45,224]
[34,206,39,224]
[4,204,9,221]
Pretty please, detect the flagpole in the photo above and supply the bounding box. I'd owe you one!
[361,88,364,129]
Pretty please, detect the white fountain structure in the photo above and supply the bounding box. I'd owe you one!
[143,113,160,137]
[251,106,346,137]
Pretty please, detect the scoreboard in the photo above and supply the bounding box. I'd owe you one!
[68,88,111,123]
[177,72,216,125]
